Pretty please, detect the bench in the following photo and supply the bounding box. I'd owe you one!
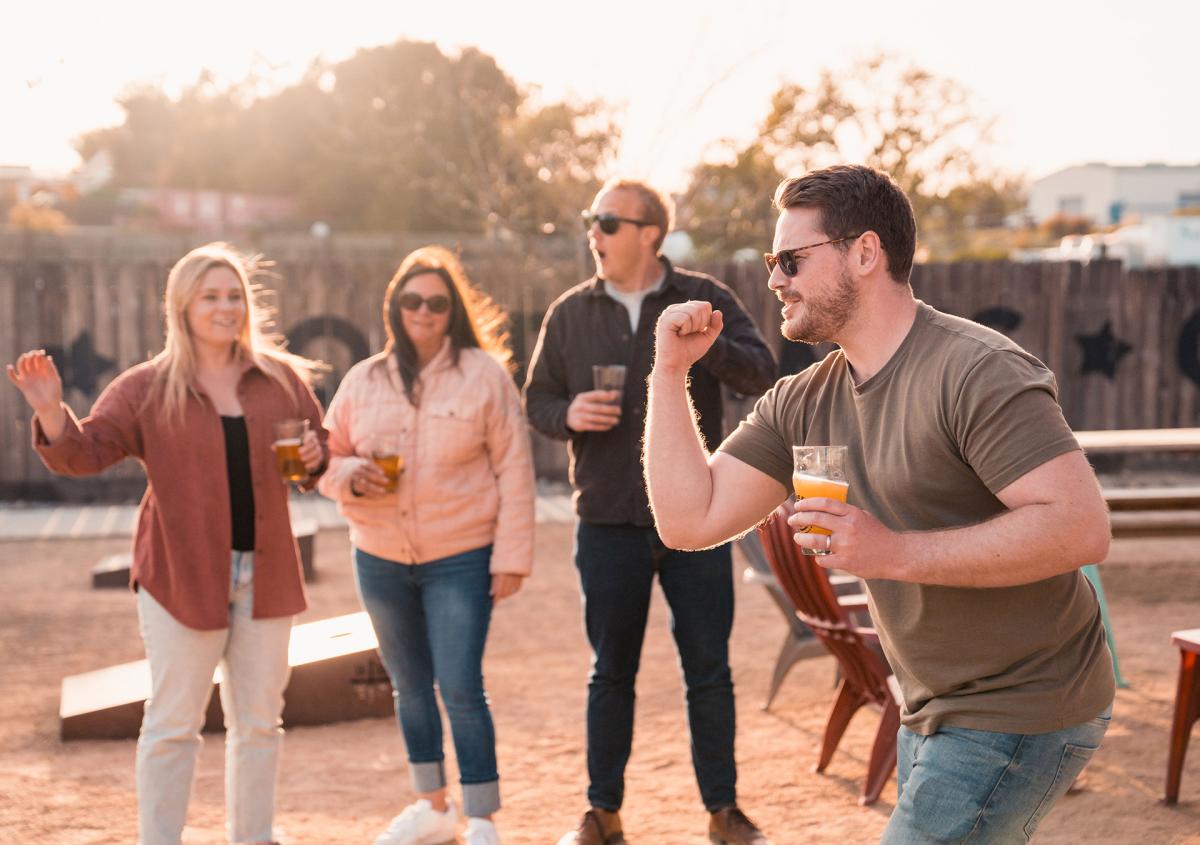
[91,518,319,589]
[60,611,393,740]
[1103,486,1200,539]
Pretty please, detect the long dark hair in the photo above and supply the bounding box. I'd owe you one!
[378,246,513,405]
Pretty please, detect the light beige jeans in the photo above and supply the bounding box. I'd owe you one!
[135,552,293,845]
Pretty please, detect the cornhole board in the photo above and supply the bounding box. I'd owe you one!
[90,518,319,589]
[60,611,393,740]
[91,553,132,588]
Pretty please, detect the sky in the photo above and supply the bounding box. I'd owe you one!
[3,0,1198,192]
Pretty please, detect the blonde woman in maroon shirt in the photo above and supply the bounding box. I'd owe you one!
[7,243,327,845]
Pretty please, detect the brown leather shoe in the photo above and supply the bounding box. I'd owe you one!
[709,806,771,845]
[556,809,627,845]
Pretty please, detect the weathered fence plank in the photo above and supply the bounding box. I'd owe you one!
[3,230,1199,499]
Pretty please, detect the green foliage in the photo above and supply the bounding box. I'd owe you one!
[677,141,783,260]
[74,41,618,235]
[678,53,1025,262]
[8,202,71,232]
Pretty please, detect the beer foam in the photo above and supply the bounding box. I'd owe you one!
[273,438,302,447]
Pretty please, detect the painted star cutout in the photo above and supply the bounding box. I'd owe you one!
[44,331,117,395]
[1076,321,1132,379]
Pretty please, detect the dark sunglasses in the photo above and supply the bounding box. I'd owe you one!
[581,210,654,235]
[764,235,862,277]
[397,292,451,314]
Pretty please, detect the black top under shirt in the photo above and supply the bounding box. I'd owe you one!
[220,416,256,552]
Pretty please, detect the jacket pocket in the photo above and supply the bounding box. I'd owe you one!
[424,401,483,466]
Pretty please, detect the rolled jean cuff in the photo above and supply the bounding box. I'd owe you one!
[409,760,446,793]
[462,780,501,818]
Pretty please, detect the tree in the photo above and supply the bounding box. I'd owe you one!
[9,202,70,233]
[677,140,783,260]
[678,53,1022,261]
[74,41,618,235]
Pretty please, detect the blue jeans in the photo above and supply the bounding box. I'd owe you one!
[880,706,1113,843]
[574,521,736,812]
[354,546,500,817]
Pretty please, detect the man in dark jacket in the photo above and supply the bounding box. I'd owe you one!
[524,178,776,845]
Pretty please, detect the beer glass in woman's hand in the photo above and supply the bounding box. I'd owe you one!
[370,435,404,493]
[272,419,310,483]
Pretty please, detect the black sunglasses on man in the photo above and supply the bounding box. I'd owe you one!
[763,234,862,277]
[581,210,655,236]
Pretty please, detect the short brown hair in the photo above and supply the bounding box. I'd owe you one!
[601,177,674,252]
[774,165,916,283]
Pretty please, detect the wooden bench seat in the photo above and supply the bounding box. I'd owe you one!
[1103,486,1200,511]
[1109,510,1200,538]
[1101,486,1200,539]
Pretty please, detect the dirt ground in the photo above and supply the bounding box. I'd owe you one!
[1,523,1198,845]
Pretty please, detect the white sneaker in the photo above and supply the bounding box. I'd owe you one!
[373,798,459,845]
[464,817,500,845]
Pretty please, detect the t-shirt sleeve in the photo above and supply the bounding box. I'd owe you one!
[953,350,1080,494]
[716,381,794,491]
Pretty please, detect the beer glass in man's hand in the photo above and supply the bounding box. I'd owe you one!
[273,419,309,482]
[792,445,849,556]
[592,364,627,402]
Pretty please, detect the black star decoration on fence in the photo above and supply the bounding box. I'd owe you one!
[1076,321,1132,379]
[44,331,117,396]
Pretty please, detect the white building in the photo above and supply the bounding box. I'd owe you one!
[1028,163,1200,225]
[0,164,34,204]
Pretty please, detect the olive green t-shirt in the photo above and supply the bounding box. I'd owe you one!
[719,302,1114,735]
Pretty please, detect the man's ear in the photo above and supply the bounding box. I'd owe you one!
[641,225,662,251]
[854,231,885,277]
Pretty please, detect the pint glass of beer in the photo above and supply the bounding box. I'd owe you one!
[371,435,404,493]
[592,364,627,402]
[792,445,849,556]
[273,419,309,483]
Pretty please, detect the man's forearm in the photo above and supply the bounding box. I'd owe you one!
[889,502,1110,588]
[523,391,572,441]
[644,367,714,547]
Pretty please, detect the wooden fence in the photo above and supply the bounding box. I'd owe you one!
[2,228,1199,500]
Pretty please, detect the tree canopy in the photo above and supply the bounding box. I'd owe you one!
[678,54,1025,261]
[75,41,618,236]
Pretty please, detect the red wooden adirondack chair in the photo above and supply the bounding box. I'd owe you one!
[757,505,901,806]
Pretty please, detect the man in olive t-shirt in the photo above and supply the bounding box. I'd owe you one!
[643,165,1114,844]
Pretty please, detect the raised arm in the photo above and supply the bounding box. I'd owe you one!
[8,350,68,440]
[8,349,140,475]
[644,301,788,549]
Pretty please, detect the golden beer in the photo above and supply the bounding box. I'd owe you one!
[792,472,850,537]
[372,453,404,493]
[273,438,307,482]
[792,445,849,556]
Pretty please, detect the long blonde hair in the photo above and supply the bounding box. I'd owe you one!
[148,242,322,423]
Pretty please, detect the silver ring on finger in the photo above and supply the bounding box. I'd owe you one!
[825,533,833,553]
